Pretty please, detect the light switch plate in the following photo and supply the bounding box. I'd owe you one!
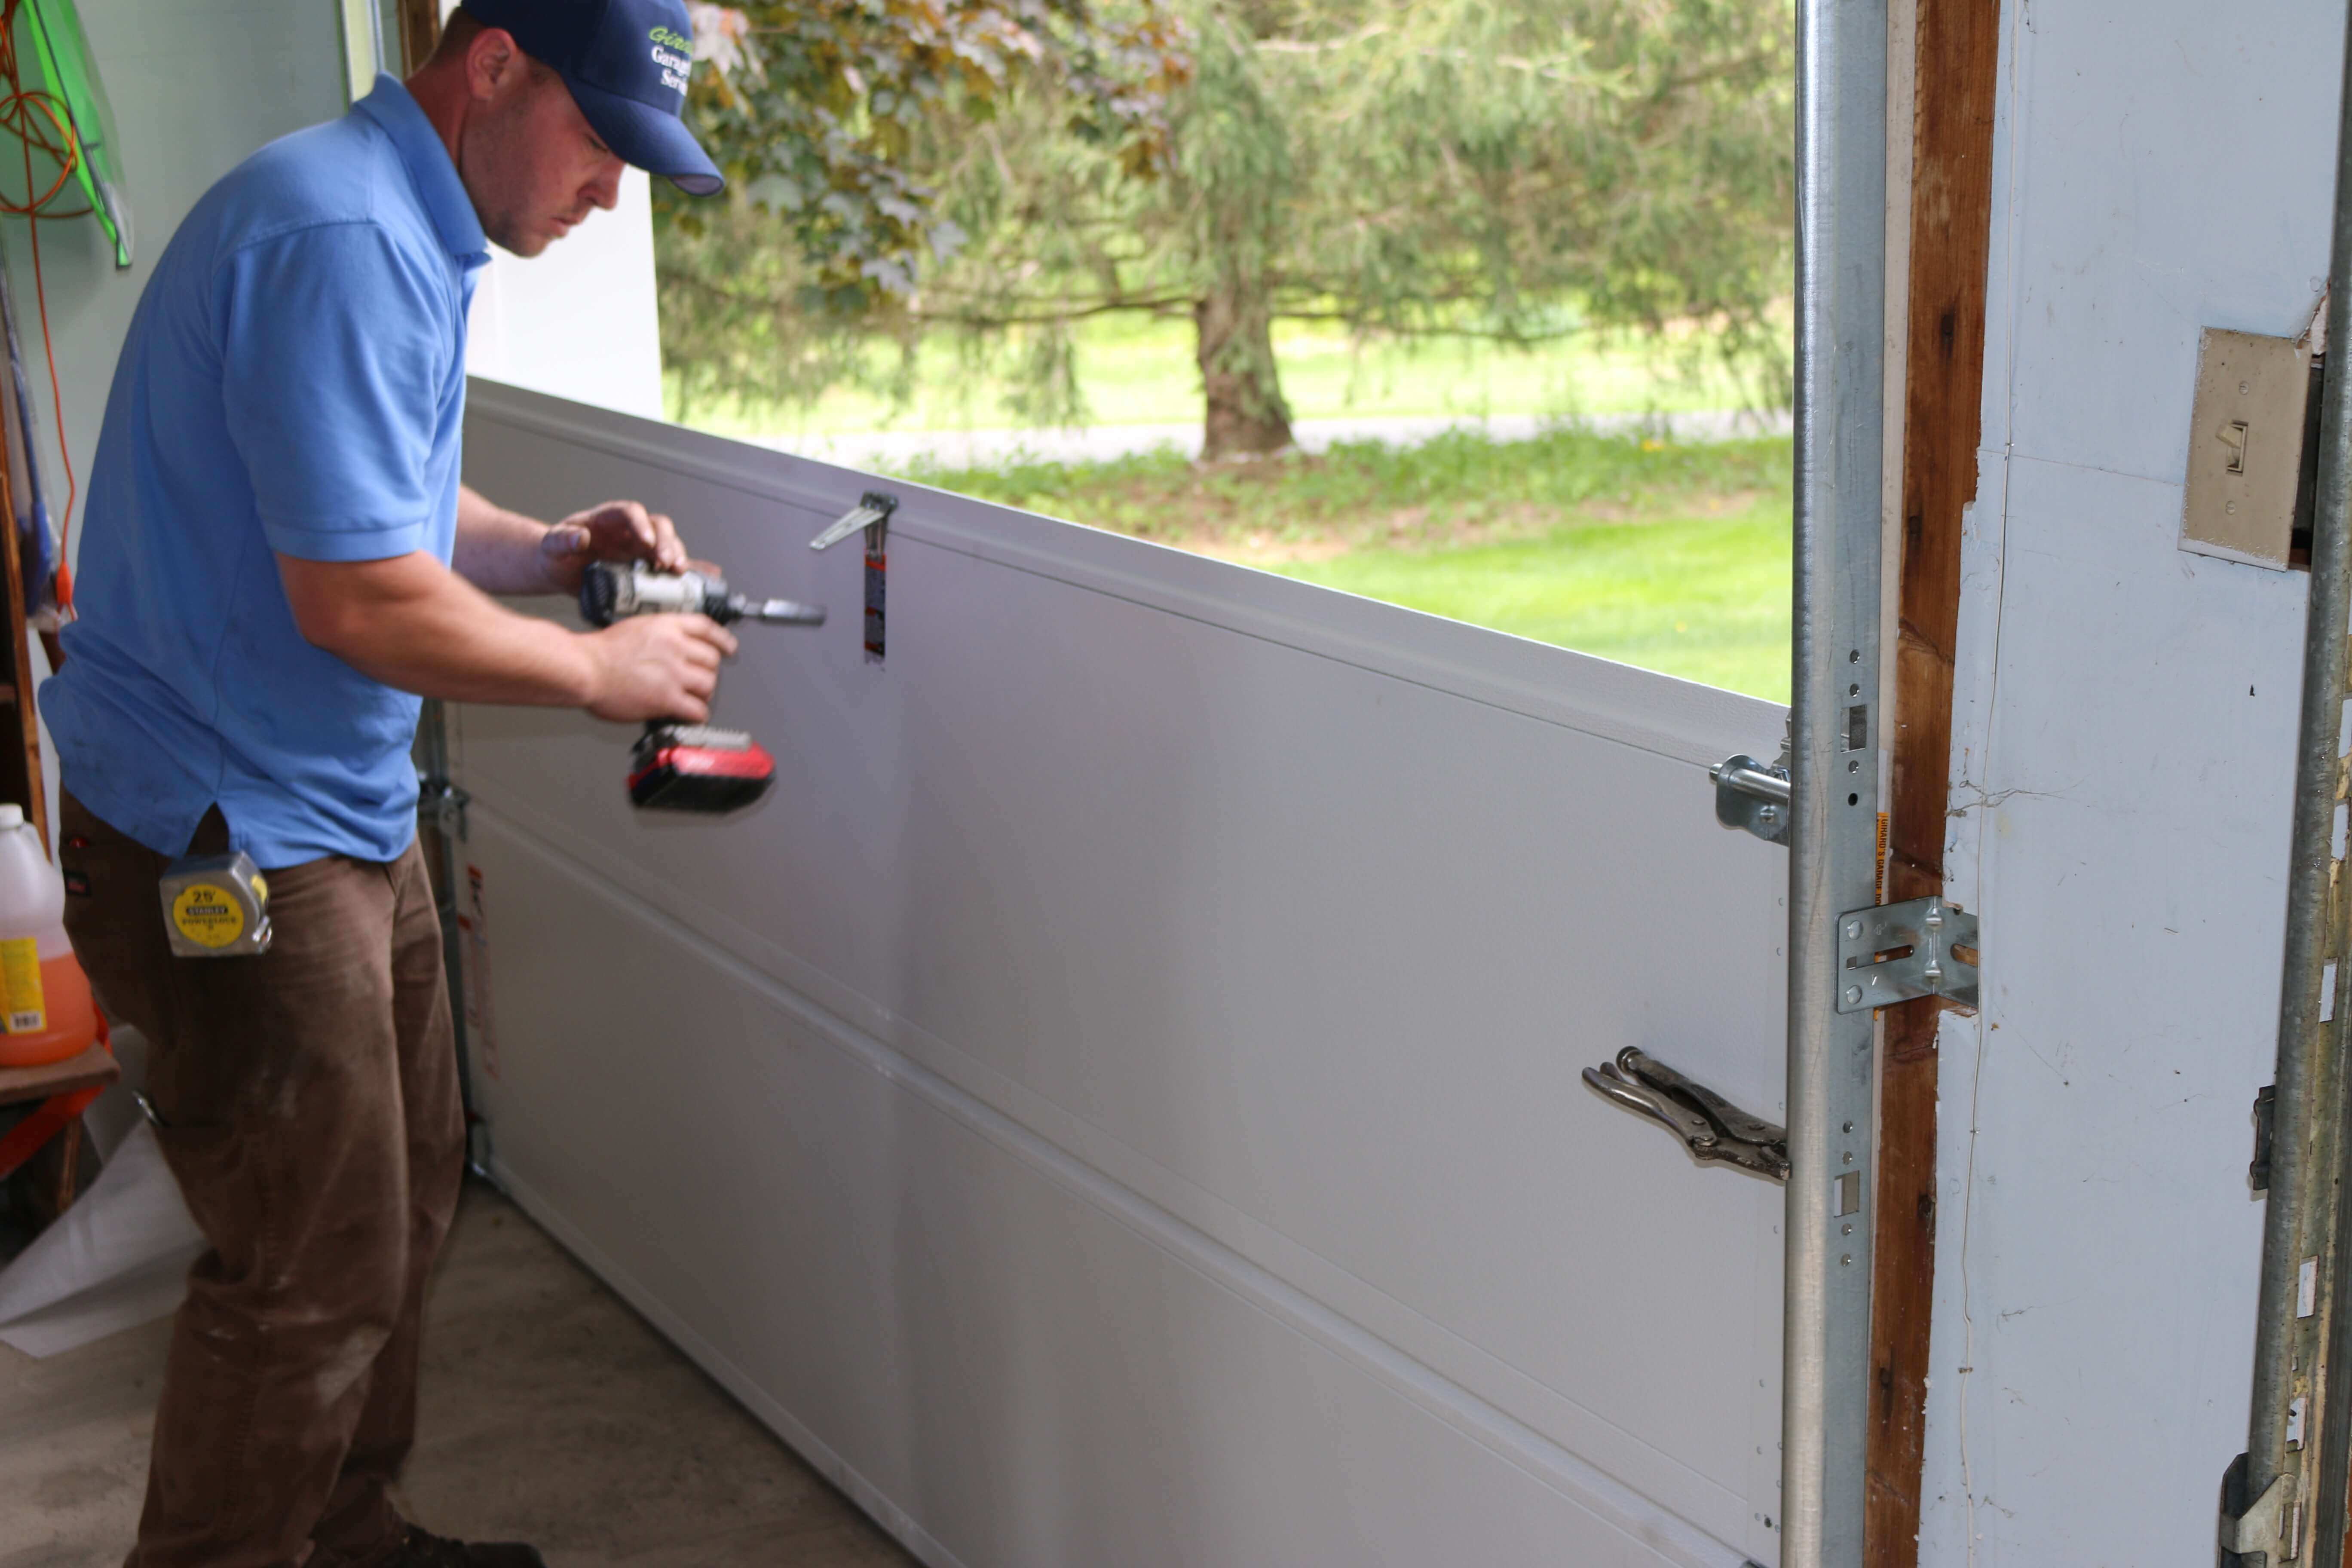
[2181,327,2312,570]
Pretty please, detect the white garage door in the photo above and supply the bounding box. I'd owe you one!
[451,380,1791,1566]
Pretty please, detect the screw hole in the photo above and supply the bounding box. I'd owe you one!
[1848,792,1859,806]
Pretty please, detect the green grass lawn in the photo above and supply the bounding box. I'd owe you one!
[896,428,1794,702]
[1268,497,1792,701]
[678,310,1785,437]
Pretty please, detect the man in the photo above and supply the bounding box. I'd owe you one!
[38,3,734,1564]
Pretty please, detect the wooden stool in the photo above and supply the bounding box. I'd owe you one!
[0,1028,119,1222]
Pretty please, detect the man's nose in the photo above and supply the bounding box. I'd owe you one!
[588,156,624,211]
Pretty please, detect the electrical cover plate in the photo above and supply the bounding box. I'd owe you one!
[2181,327,2311,570]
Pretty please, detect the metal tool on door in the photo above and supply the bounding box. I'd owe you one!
[1583,1047,1790,1180]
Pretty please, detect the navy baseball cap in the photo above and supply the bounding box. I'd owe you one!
[460,0,725,196]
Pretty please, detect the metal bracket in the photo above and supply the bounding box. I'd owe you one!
[1712,720,1793,844]
[809,490,898,553]
[1713,753,1792,843]
[2220,1463,2289,1559]
[2254,1084,2279,1193]
[1583,1047,1791,1181]
[410,700,490,1185]
[417,778,470,842]
[1836,895,1979,1013]
[811,490,898,663]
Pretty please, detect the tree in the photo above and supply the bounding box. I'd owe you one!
[657,0,1189,421]
[662,0,1795,457]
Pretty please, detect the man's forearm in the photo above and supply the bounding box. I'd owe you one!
[451,484,562,596]
[280,549,596,705]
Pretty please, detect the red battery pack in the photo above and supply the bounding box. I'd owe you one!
[627,723,777,813]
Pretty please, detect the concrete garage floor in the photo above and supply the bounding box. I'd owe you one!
[0,1184,917,1568]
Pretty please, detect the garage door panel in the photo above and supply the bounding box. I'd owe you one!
[456,383,1788,1564]
[457,540,1782,1497]
[466,809,1764,1564]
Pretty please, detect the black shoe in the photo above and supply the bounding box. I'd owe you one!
[376,1525,548,1568]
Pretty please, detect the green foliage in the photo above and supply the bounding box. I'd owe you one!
[660,0,1796,432]
[1286,0,1797,359]
[657,0,1188,416]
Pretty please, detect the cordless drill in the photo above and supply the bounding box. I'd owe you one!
[578,560,824,813]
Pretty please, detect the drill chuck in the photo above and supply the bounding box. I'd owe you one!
[739,597,827,626]
[579,560,824,628]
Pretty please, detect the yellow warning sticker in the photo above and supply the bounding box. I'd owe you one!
[171,883,247,949]
[0,936,44,1034]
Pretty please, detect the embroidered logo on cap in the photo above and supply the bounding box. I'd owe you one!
[648,24,691,96]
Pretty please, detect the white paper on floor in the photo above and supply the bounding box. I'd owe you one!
[0,1026,201,1358]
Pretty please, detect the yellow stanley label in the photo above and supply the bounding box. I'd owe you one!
[0,935,44,1034]
[171,883,248,949]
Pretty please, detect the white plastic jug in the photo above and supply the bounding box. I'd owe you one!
[0,802,96,1068]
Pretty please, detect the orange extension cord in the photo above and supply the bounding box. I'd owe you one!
[0,0,85,614]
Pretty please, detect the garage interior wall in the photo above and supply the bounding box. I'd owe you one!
[9,0,347,530]
[1918,2,2342,1558]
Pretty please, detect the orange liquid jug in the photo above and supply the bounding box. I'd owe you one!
[0,802,97,1068]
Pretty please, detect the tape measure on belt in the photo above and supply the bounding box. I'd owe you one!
[157,851,273,958]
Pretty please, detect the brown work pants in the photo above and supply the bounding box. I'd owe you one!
[58,790,464,1568]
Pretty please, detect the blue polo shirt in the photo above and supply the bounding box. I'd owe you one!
[40,76,488,868]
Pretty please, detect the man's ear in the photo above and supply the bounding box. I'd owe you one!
[465,27,524,103]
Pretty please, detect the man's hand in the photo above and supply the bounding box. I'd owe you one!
[581,614,739,723]
[536,499,691,593]
[278,549,738,718]
[453,487,720,597]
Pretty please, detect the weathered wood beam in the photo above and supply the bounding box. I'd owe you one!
[1865,3,2002,1563]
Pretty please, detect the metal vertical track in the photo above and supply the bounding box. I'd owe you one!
[415,698,490,1182]
[2242,12,2352,1563]
[1786,0,1890,1562]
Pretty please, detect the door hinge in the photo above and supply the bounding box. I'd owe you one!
[1836,895,1979,1013]
[1583,1047,1790,1181]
